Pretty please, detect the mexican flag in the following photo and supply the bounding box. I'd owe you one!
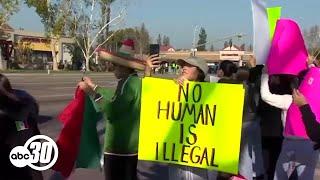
[52,88,113,177]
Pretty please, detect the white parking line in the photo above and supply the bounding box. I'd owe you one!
[36,94,74,98]
[13,82,78,85]
[13,81,118,86]
[51,87,78,90]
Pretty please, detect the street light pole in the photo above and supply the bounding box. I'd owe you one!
[191,33,246,56]
[196,33,246,49]
[191,25,200,56]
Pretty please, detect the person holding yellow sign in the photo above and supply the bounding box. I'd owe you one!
[137,56,209,180]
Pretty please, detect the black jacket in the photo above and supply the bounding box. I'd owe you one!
[250,66,283,137]
[299,104,320,149]
[0,90,42,180]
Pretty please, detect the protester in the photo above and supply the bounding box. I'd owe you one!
[0,73,42,180]
[250,70,287,180]
[245,60,266,180]
[260,69,293,129]
[260,69,296,180]
[216,60,238,84]
[139,56,209,180]
[243,56,288,180]
[78,39,159,180]
[171,56,209,180]
[236,66,264,180]
[215,59,264,180]
[259,65,319,180]
[292,89,320,145]
[215,60,239,180]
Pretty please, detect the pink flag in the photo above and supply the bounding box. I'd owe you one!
[285,67,320,138]
[267,19,308,75]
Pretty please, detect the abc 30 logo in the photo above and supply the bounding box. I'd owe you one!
[10,135,58,171]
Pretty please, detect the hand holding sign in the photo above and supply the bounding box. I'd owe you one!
[175,76,188,86]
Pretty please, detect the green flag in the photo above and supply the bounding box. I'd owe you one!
[76,88,115,169]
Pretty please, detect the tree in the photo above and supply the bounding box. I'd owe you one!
[26,0,123,71]
[228,39,233,48]
[157,34,162,46]
[210,44,214,51]
[108,25,150,55]
[197,27,207,51]
[0,0,19,68]
[163,35,170,46]
[240,43,246,51]
[108,28,136,51]
[224,41,228,48]
[247,44,253,51]
[70,1,125,71]
[25,0,73,70]
[162,35,166,46]
[15,40,32,65]
[135,23,150,56]
[0,0,19,28]
[98,0,116,48]
[304,25,320,55]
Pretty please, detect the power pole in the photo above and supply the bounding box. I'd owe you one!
[191,25,200,56]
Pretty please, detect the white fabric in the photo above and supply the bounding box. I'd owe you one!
[119,44,134,55]
[260,73,292,127]
[251,0,271,64]
[209,75,220,83]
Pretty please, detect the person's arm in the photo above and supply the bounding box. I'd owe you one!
[299,105,320,142]
[293,89,320,143]
[90,86,114,113]
[260,73,292,110]
[107,77,141,121]
[87,77,137,120]
[78,77,114,113]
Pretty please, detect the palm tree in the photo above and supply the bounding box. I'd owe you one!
[100,0,116,47]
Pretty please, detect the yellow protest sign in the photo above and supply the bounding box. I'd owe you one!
[138,77,245,174]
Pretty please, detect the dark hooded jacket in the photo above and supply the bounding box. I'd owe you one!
[0,89,42,180]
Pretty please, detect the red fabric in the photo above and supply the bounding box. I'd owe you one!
[230,175,246,180]
[52,88,85,177]
[122,39,135,49]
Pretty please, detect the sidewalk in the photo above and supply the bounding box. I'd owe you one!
[44,167,320,180]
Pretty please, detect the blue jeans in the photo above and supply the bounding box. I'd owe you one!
[238,121,265,180]
[273,138,319,180]
[168,164,208,180]
[137,161,169,180]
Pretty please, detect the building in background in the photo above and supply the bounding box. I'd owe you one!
[219,45,245,63]
[160,45,175,52]
[0,24,74,69]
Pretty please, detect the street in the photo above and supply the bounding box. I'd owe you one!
[5,72,320,180]
[7,72,115,180]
